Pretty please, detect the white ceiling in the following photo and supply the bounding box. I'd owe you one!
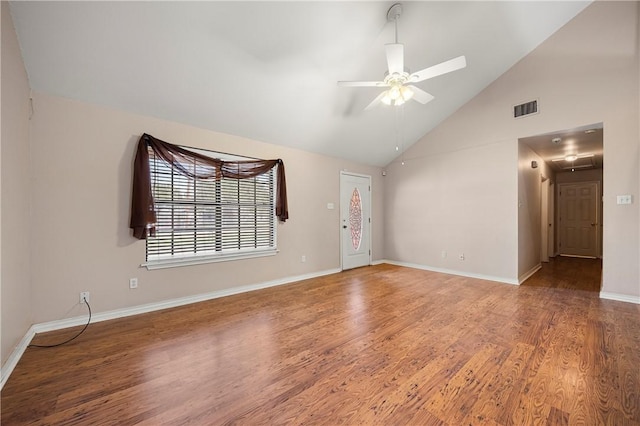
[10,1,591,166]
[520,123,603,173]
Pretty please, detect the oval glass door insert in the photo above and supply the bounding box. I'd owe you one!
[349,188,363,250]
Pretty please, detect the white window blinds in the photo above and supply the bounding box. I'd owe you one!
[145,147,276,267]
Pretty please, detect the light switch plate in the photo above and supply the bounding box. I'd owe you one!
[617,195,632,205]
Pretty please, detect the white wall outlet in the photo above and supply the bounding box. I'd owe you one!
[129,278,138,289]
[441,250,447,259]
[79,291,90,304]
[459,253,465,261]
[301,255,306,263]
[327,203,335,210]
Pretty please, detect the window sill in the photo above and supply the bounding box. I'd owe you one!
[142,249,278,270]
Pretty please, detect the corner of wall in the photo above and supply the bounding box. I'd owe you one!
[1,0,34,370]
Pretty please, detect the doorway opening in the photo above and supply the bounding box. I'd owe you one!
[518,123,603,291]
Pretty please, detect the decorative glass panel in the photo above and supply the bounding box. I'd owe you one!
[349,188,363,250]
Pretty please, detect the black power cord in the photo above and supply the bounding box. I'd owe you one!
[29,300,92,348]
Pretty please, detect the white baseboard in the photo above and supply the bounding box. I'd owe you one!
[599,292,640,304]
[0,267,340,390]
[380,259,519,285]
[519,263,542,284]
[0,325,37,390]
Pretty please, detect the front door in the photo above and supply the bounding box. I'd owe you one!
[559,182,599,258]
[340,172,371,270]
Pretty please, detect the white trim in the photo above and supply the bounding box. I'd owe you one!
[380,259,519,285]
[0,267,339,391]
[339,170,372,179]
[559,254,597,259]
[1,325,37,390]
[143,249,277,270]
[519,263,542,284]
[600,292,640,305]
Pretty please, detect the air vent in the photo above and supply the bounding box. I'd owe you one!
[514,100,538,118]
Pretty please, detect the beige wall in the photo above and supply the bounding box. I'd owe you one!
[384,1,639,298]
[556,169,603,185]
[1,2,33,365]
[28,93,384,324]
[384,138,519,281]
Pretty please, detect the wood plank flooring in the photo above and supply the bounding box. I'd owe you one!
[521,256,602,292]
[2,261,639,425]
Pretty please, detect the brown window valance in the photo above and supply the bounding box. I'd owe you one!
[130,133,288,240]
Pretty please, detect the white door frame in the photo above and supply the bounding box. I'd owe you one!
[548,181,555,257]
[541,177,550,262]
[340,171,372,270]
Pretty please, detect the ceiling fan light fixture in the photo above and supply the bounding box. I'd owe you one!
[400,85,414,101]
[336,2,466,110]
[380,84,413,107]
[388,86,401,100]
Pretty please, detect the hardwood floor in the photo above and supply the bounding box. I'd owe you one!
[2,263,639,425]
[521,256,602,292]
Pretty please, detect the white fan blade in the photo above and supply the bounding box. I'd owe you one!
[365,91,387,110]
[385,43,404,75]
[337,81,386,87]
[410,55,466,83]
[407,85,434,104]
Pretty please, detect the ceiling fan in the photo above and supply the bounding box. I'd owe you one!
[338,3,467,110]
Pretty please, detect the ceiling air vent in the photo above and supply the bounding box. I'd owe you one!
[514,99,538,118]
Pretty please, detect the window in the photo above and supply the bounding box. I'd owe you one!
[144,147,276,269]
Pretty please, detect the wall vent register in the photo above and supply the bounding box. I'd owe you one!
[514,100,538,118]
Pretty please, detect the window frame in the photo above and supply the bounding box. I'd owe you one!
[142,147,278,270]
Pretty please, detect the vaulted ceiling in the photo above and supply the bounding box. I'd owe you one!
[10,1,591,166]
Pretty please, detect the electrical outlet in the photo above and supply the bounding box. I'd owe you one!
[301,255,306,263]
[441,250,447,259]
[79,291,90,304]
[129,278,138,289]
[459,253,465,261]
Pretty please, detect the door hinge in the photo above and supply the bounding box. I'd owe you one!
[368,217,371,223]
